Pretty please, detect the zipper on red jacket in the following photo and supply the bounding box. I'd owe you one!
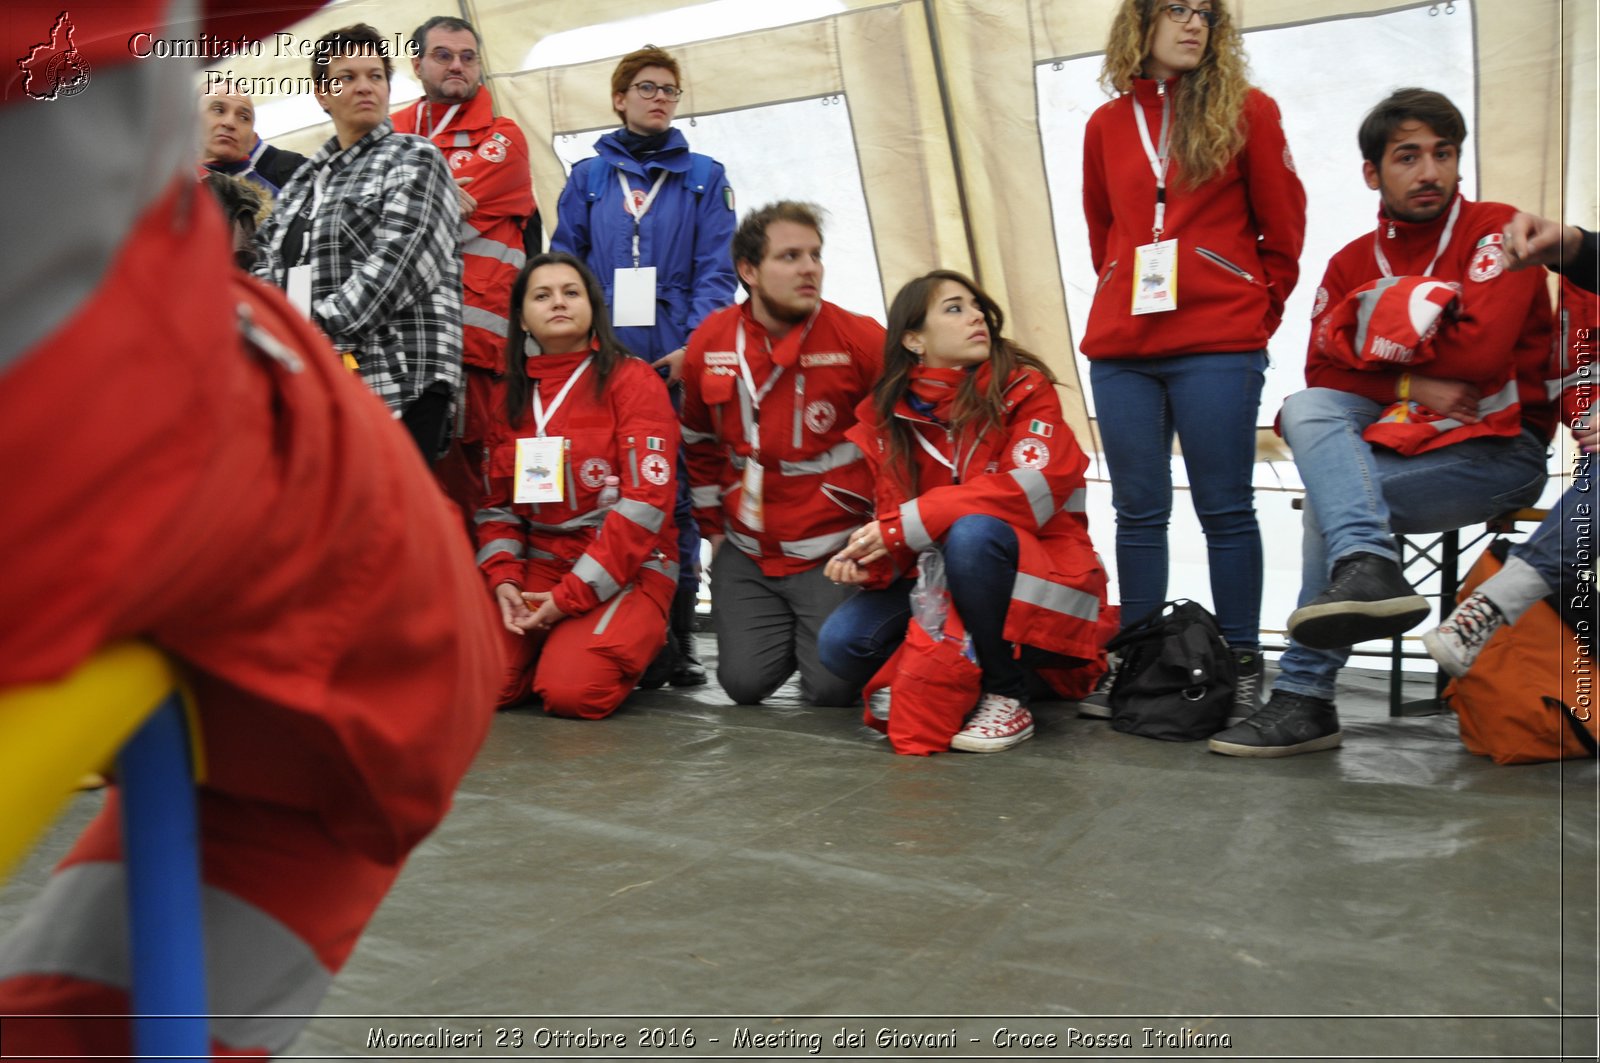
[1096,260,1118,295]
[1195,246,1263,286]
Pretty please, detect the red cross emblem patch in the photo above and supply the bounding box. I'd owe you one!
[641,453,671,486]
[1011,436,1050,469]
[1468,244,1504,283]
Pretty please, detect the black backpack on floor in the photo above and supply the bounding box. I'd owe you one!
[1106,600,1236,741]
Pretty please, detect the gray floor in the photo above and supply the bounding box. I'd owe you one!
[4,636,1596,1062]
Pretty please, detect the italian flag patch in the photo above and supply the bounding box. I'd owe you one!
[646,436,666,451]
[1027,419,1054,438]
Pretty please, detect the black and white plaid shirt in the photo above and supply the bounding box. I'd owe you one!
[255,120,463,416]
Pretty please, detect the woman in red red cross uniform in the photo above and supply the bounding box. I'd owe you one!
[819,271,1108,753]
[476,253,681,717]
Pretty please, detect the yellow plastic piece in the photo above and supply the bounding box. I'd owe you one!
[0,643,199,884]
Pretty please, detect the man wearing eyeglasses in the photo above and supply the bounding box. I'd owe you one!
[394,15,535,522]
[553,44,738,689]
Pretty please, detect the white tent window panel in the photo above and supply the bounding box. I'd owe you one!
[1037,2,1478,428]
[554,96,886,323]
[523,0,849,70]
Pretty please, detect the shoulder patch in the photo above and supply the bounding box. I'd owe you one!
[1468,237,1505,283]
[705,351,738,367]
[1312,286,1329,319]
[1012,437,1050,469]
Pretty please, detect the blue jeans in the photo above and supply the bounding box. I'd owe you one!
[1089,351,1267,648]
[1274,387,1549,701]
[1510,466,1594,600]
[817,515,1052,701]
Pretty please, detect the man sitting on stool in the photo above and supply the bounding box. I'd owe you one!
[1211,88,1555,758]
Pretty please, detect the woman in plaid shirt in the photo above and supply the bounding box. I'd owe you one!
[254,23,464,457]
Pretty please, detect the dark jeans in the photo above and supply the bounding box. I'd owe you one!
[1089,351,1267,648]
[817,515,1054,701]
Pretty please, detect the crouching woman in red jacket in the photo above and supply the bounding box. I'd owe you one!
[819,271,1108,752]
[476,252,682,717]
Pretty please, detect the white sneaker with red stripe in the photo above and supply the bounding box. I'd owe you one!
[950,694,1035,753]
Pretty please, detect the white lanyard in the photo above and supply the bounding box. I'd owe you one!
[1374,196,1461,279]
[297,163,336,263]
[911,425,959,478]
[734,321,783,448]
[1132,85,1173,242]
[531,356,593,435]
[619,171,669,267]
[418,101,462,140]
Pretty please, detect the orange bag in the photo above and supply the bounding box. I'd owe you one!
[1445,543,1597,765]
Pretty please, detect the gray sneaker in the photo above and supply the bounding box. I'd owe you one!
[1075,656,1118,719]
[1228,648,1265,725]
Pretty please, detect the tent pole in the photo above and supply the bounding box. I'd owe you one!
[921,0,982,284]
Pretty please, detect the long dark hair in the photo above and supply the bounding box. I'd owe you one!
[874,270,1055,495]
[503,252,632,426]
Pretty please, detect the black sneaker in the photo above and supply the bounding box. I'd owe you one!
[1075,655,1118,719]
[670,649,708,687]
[1287,552,1430,649]
[667,592,708,687]
[1208,690,1341,758]
[1228,648,1264,725]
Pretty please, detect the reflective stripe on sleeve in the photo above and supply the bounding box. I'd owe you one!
[681,426,721,445]
[475,538,524,565]
[475,507,521,526]
[726,527,762,557]
[572,553,622,601]
[899,500,932,553]
[690,484,723,509]
[778,441,862,477]
[462,235,526,270]
[613,498,667,533]
[1009,467,1055,528]
[1061,487,1087,513]
[641,557,681,584]
[779,528,852,561]
[527,510,607,533]
[462,305,512,337]
[1013,572,1100,622]
[0,862,331,1053]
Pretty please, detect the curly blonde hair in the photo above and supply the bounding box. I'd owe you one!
[1099,0,1252,189]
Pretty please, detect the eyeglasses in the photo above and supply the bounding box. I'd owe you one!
[427,48,479,66]
[1162,4,1218,28]
[630,81,682,101]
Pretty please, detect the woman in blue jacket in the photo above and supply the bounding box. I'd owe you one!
[552,44,737,687]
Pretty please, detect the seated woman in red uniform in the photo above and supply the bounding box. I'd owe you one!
[476,252,681,717]
[819,270,1108,752]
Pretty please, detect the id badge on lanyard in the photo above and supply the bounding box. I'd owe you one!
[612,172,668,327]
[514,437,565,504]
[1131,87,1179,316]
[514,357,593,504]
[736,461,765,532]
[1132,239,1178,315]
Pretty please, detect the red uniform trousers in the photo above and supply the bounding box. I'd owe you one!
[498,564,673,718]
[0,182,502,1058]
